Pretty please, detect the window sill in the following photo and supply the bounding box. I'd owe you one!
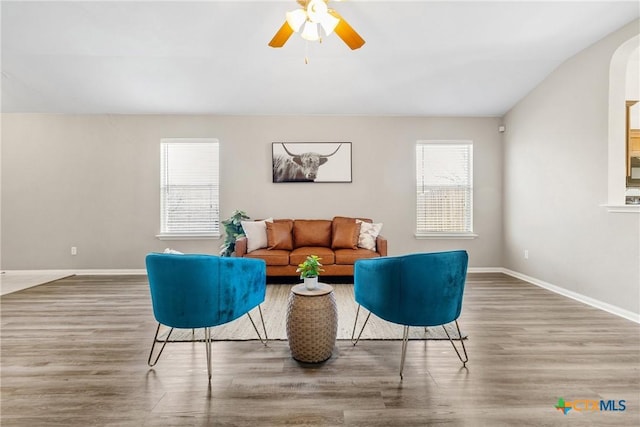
[602,204,640,213]
[156,233,221,241]
[415,232,478,240]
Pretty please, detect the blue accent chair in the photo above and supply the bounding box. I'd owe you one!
[352,250,469,378]
[145,253,268,380]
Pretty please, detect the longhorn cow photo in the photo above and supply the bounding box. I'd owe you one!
[272,142,352,183]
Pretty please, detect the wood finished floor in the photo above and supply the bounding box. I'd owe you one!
[1,273,638,426]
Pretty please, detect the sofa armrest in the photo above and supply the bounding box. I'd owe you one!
[234,236,248,257]
[376,235,387,257]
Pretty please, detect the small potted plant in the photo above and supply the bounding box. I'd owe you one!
[296,255,324,290]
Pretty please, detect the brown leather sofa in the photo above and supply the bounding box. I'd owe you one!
[234,216,387,276]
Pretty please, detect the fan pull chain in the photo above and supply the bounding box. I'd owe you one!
[304,41,310,64]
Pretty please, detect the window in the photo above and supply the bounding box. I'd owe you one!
[159,138,220,238]
[416,141,474,237]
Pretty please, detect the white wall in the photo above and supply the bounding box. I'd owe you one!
[1,114,503,270]
[503,20,640,315]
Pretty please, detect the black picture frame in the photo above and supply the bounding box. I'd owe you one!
[272,142,352,183]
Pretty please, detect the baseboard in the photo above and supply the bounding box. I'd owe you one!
[467,267,504,273]
[1,269,147,276]
[1,269,76,276]
[73,269,147,275]
[502,268,640,324]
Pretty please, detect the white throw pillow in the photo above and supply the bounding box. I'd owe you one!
[241,218,273,253]
[163,248,184,254]
[356,220,383,251]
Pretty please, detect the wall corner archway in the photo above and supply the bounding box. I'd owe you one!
[608,33,640,205]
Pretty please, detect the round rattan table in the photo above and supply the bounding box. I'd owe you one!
[286,283,338,363]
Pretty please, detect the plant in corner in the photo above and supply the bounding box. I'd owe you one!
[296,255,324,290]
[219,210,250,257]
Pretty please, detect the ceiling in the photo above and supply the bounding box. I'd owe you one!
[1,1,638,117]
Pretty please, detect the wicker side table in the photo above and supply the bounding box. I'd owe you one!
[286,283,338,363]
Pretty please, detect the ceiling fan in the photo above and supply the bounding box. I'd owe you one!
[269,0,365,50]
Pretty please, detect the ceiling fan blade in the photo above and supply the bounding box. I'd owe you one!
[269,21,295,48]
[328,10,365,50]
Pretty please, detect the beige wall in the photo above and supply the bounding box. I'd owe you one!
[1,114,503,270]
[503,20,640,315]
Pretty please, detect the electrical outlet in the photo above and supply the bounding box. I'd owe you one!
[524,249,529,259]
[71,246,77,256]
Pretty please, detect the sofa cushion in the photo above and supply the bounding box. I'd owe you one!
[335,248,380,265]
[290,247,335,266]
[241,218,273,252]
[244,248,290,266]
[266,220,293,250]
[356,220,383,251]
[331,220,361,249]
[293,220,332,248]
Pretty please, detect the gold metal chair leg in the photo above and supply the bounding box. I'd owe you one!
[351,305,372,346]
[399,325,410,380]
[442,320,468,367]
[247,305,269,346]
[148,323,173,367]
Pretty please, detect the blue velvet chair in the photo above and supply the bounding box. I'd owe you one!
[352,250,469,378]
[145,253,268,380]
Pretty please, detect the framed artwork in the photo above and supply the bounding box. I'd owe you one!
[272,142,352,183]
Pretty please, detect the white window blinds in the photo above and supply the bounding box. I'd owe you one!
[416,141,473,234]
[160,139,220,236]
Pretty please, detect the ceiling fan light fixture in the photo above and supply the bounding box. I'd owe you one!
[318,11,339,36]
[286,9,307,32]
[301,21,320,41]
[269,0,364,50]
[306,0,328,23]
